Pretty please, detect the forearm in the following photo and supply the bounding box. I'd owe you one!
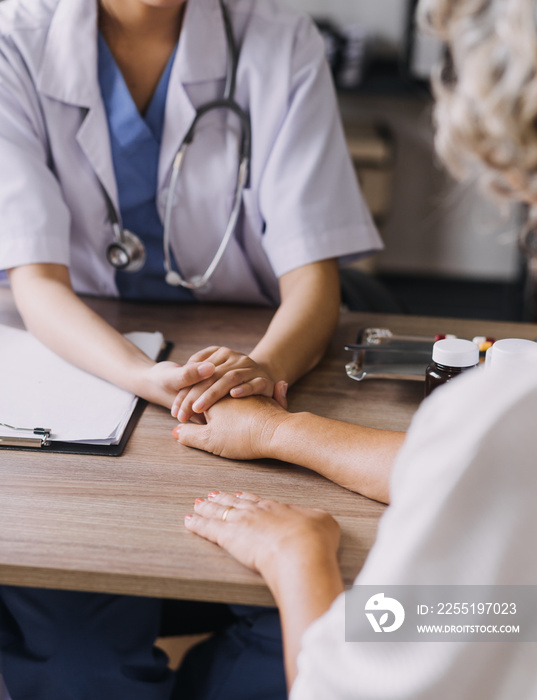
[264,545,344,690]
[250,260,340,384]
[8,264,164,404]
[185,489,344,692]
[267,411,403,503]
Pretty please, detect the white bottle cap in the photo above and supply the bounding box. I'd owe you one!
[485,338,537,372]
[432,338,479,368]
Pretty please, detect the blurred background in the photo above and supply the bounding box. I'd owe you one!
[281,0,527,321]
[0,0,528,320]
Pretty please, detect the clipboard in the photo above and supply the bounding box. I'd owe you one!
[0,331,173,457]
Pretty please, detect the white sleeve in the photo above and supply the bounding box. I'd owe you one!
[258,17,383,277]
[0,39,71,271]
[291,369,537,700]
[291,594,467,700]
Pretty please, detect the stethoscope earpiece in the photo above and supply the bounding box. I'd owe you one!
[164,270,211,292]
[187,276,212,293]
[165,270,183,287]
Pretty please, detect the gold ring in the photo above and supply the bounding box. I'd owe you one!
[221,506,234,522]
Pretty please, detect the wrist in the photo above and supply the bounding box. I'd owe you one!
[131,358,162,403]
[249,352,287,384]
[256,405,292,460]
[267,411,312,462]
[261,538,343,608]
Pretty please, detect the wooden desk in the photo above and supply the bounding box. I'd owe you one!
[1,289,536,606]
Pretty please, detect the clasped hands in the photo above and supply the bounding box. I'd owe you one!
[153,345,338,588]
[149,345,288,422]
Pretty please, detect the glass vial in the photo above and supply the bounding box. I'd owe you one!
[425,338,479,397]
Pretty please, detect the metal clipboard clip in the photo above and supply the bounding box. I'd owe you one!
[0,423,52,448]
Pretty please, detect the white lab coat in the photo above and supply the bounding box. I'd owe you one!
[0,0,382,304]
[291,367,537,699]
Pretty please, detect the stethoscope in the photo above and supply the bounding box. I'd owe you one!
[104,0,251,290]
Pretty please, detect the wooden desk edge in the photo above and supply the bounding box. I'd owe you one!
[0,564,276,606]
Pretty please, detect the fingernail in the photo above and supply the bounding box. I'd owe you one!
[192,400,204,413]
[171,405,178,418]
[185,514,193,522]
[235,492,243,498]
[282,382,288,397]
[178,410,188,423]
[198,362,214,378]
[195,498,205,505]
[208,491,220,499]
[231,387,243,397]
[172,425,181,439]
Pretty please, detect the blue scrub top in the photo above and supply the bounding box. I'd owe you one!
[98,35,194,302]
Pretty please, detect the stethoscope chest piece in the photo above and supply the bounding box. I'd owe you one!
[106,229,147,272]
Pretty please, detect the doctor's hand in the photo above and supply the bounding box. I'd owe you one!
[173,395,289,461]
[140,360,216,408]
[170,346,288,423]
[184,491,341,584]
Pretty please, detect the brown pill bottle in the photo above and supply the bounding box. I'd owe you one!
[425,338,480,398]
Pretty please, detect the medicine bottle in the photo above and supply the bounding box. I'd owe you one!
[485,338,537,373]
[424,338,479,397]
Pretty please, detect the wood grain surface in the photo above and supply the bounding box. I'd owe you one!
[1,289,536,605]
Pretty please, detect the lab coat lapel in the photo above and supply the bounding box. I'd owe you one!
[36,0,119,209]
[158,0,228,189]
[75,106,119,211]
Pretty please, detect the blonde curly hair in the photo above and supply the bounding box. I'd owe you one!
[418,0,537,203]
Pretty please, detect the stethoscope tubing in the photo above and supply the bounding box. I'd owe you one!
[105,0,251,290]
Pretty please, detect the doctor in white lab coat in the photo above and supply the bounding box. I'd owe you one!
[0,0,381,699]
[0,0,381,419]
[0,0,380,302]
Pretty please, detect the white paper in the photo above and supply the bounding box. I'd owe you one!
[0,325,164,445]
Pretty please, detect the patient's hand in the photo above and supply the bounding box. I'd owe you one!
[184,491,341,582]
[173,394,289,461]
[171,346,288,423]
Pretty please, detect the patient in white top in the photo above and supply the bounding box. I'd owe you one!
[175,0,537,697]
